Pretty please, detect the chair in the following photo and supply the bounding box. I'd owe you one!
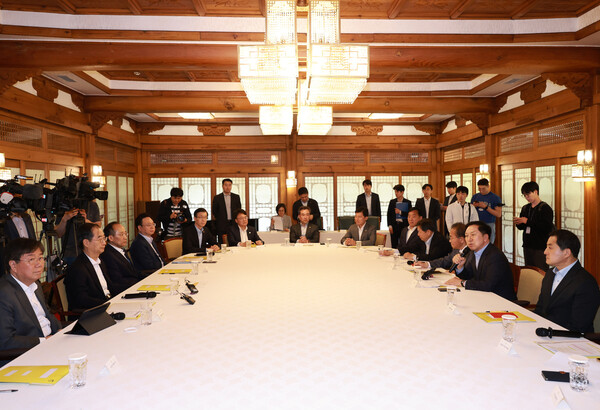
[375,233,386,246]
[366,216,380,230]
[48,274,81,324]
[222,234,229,246]
[163,237,183,261]
[515,265,545,309]
[337,216,354,230]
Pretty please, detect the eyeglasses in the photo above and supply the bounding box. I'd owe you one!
[18,256,45,265]
[142,223,157,227]
[94,236,107,242]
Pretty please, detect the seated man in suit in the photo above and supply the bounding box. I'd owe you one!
[534,229,600,333]
[416,223,468,270]
[396,207,423,257]
[404,218,451,261]
[290,206,320,243]
[445,221,516,301]
[340,207,376,246]
[5,211,36,240]
[292,187,321,227]
[129,213,165,275]
[0,238,61,355]
[182,207,220,254]
[100,222,143,295]
[227,209,264,247]
[65,223,116,311]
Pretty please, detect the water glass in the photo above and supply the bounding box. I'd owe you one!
[446,286,457,306]
[221,244,228,253]
[326,238,331,247]
[356,241,362,250]
[140,301,152,326]
[283,237,290,247]
[169,278,180,295]
[68,352,88,388]
[501,314,517,342]
[206,248,214,262]
[245,240,252,248]
[569,355,589,392]
[191,261,200,275]
[393,253,401,269]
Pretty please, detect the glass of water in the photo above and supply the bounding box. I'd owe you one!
[501,314,517,342]
[68,352,88,388]
[356,240,362,250]
[569,355,589,392]
[446,285,457,306]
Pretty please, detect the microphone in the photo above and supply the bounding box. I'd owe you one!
[449,247,470,274]
[535,327,584,339]
[122,291,157,299]
[110,312,125,320]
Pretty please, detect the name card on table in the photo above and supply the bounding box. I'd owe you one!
[551,386,571,409]
[447,304,461,315]
[497,339,518,355]
[100,355,122,376]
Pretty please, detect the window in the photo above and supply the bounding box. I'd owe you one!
[182,177,211,217]
[561,164,584,265]
[514,168,532,266]
[462,172,473,202]
[106,175,118,223]
[127,176,135,245]
[305,176,334,230]
[151,177,178,201]
[501,168,514,263]
[402,175,429,204]
[118,176,128,231]
[371,175,398,228]
[249,176,278,231]
[536,166,555,224]
[336,176,364,217]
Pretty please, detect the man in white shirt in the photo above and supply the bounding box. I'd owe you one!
[445,185,479,232]
[65,223,115,311]
[227,209,264,247]
[356,179,381,219]
[0,238,60,355]
[129,213,165,275]
[100,222,144,294]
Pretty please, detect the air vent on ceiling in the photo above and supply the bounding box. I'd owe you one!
[504,78,522,85]
[58,75,76,83]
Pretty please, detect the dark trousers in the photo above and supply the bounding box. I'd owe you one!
[524,247,548,271]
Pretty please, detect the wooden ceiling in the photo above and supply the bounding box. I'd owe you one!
[1,1,600,131]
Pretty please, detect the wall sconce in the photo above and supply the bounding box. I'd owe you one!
[270,154,279,164]
[286,170,297,188]
[0,153,11,180]
[91,164,106,187]
[479,163,490,179]
[572,149,595,182]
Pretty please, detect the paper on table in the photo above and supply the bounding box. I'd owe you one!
[473,311,535,323]
[0,366,69,385]
[138,285,170,292]
[159,268,191,274]
[272,216,284,231]
[536,340,600,358]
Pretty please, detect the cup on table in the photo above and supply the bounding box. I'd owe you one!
[68,352,88,388]
[191,261,200,275]
[283,237,290,247]
[246,240,252,248]
[569,355,589,392]
[221,244,227,253]
[356,241,361,250]
[446,285,457,306]
[501,314,517,342]
[326,238,331,247]
[206,248,214,262]
[169,278,180,295]
[140,301,152,326]
[393,253,401,269]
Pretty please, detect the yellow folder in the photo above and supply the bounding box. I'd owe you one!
[0,365,69,385]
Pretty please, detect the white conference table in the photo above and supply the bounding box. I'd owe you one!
[260,230,392,248]
[2,244,599,409]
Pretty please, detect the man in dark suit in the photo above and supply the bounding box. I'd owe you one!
[534,229,600,333]
[356,179,381,219]
[0,239,60,354]
[129,213,165,276]
[182,207,220,254]
[157,187,192,239]
[212,178,242,242]
[446,221,516,301]
[404,218,451,261]
[65,223,116,311]
[5,212,36,240]
[397,207,423,256]
[340,207,376,246]
[387,184,411,251]
[415,184,441,230]
[290,206,320,243]
[227,209,264,247]
[416,223,468,270]
[292,187,321,228]
[100,222,143,295]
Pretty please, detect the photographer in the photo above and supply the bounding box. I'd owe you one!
[55,201,101,266]
[157,187,192,239]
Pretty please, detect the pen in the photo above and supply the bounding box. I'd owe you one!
[0,389,18,393]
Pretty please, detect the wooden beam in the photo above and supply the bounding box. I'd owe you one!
[259,0,266,17]
[450,0,475,19]
[387,0,409,19]
[127,0,143,15]
[57,0,76,14]
[511,0,542,19]
[191,0,206,16]
[83,95,498,114]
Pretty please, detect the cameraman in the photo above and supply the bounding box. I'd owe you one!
[157,187,192,239]
[56,201,102,266]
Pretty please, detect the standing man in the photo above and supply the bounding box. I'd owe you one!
[157,187,192,239]
[514,181,553,271]
[445,186,479,232]
[292,187,321,228]
[0,239,60,353]
[387,184,411,249]
[356,179,381,220]
[129,213,165,276]
[182,208,220,255]
[535,230,600,333]
[100,222,143,294]
[340,207,376,246]
[56,204,102,266]
[290,206,320,243]
[441,181,458,236]
[471,178,503,244]
[445,221,516,301]
[415,184,441,229]
[212,178,242,243]
[65,223,115,310]
[227,209,264,247]
[5,212,36,240]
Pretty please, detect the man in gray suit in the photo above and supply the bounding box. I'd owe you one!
[340,207,376,246]
[290,206,320,243]
[0,239,61,354]
[415,223,468,270]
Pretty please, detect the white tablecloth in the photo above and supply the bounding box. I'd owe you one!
[3,245,599,409]
[260,230,392,247]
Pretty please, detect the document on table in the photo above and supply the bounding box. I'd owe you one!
[473,311,535,323]
[536,340,600,358]
[159,268,191,274]
[137,285,170,292]
[0,366,69,385]
[272,216,284,231]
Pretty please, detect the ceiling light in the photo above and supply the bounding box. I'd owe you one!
[178,113,215,120]
[259,106,293,135]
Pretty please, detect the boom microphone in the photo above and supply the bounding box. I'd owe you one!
[535,327,584,339]
[449,247,470,274]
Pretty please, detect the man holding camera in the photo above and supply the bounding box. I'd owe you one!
[55,201,102,266]
[158,187,192,239]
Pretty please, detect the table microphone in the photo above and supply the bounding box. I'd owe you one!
[449,248,470,274]
[535,327,584,339]
[110,312,126,320]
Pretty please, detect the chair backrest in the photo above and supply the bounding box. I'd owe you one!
[594,306,600,333]
[337,216,354,230]
[163,237,183,260]
[54,274,69,312]
[366,216,380,229]
[222,233,229,246]
[375,233,386,246]
[516,266,545,306]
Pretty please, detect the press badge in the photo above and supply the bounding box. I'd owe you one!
[526,227,531,234]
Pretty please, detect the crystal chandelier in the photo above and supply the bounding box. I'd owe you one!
[237,0,369,135]
[259,105,293,135]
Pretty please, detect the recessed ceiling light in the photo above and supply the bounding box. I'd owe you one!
[178,112,215,119]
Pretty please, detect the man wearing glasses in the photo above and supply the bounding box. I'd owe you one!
[100,222,143,294]
[0,238,61,356]
[130,213,165,275]
[65,223,116,311]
